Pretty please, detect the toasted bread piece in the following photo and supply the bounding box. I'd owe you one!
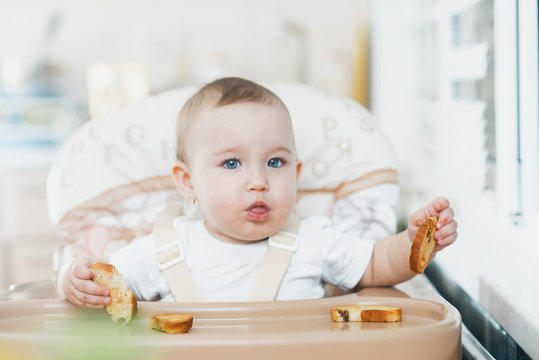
[331,305,402,322]
[409,216,438,274]
[90,262,137,325]
[151,313,194,333]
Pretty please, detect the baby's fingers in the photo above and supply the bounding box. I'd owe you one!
[65,271,110,307]
[75,275,109,295]
[409,197,450,227]
[72,259,94,281]
[70,278,110,308]
[70,288,110,308]
[434,219,458,251]
[425,197,450,219]
[436,207,455,229]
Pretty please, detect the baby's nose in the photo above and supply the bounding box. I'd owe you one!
[246,171,269,191]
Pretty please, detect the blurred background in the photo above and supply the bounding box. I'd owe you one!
[0,0,370,286]
[0,0,372,289]
[0,0,537,358]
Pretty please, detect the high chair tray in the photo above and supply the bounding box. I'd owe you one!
[0,292,461,360]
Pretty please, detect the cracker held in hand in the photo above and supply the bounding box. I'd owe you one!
[151,314,194,334]
[331,305,402,322]
[90,262,137,325]
[409,215,438,274]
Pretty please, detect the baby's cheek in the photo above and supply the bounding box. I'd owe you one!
[208,198,236,219]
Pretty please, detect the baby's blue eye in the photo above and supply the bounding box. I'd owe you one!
[223,159,240,169]
[268,158,284,168]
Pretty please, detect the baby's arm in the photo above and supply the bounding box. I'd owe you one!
[356,197,458,288]
[58,257,111,308]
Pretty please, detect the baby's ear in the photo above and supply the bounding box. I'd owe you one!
[295,160,303,182]
[172,161,194,198]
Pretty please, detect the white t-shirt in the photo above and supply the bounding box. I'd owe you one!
[109,215,374,302]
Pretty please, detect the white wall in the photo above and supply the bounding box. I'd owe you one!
[0,0,369,111]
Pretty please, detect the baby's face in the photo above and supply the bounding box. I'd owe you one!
[185,101,301,243]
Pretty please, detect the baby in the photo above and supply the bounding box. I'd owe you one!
[58,77,458,306]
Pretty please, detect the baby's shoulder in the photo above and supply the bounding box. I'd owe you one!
[171,215,206,239]
[299,215,332,228]
[297,215,359,243]
[296,216,333,238]
[171,215,204,228]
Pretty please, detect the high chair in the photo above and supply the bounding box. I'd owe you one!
[0,82,461,360]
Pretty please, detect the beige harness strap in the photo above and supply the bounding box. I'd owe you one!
[153,204,204,302]
[153,205,299,302]
[248,216,299,301]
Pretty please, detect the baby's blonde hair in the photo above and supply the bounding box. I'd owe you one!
[176,77,290,162]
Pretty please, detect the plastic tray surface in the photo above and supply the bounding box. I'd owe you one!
[0,291,461,360]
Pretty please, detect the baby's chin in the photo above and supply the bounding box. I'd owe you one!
[205,215,291,243]
[236,227,276,242]
[204,222,275,244]
[232,222,286,242]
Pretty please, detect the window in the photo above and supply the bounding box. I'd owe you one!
[377,0,539,235]
[414,0,495,195]
[370,1,539,357]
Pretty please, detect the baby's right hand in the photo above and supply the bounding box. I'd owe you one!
[61,257,110,308]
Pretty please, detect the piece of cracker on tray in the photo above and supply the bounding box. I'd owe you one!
[331,305,402,322]
[151,313,194,334]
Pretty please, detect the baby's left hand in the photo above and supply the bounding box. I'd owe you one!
[407,197,458,252]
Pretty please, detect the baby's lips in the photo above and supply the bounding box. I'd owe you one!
[247,200,269,211]
[245,201,271,221]
[249,206,268,214]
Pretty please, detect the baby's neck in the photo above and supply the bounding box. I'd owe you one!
[202,220,269,245]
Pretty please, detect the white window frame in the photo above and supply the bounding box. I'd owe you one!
[496,0,539,249]
[516,0,539,230]
[495,0,520,226]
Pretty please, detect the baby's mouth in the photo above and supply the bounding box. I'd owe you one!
[246,201,270,221]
